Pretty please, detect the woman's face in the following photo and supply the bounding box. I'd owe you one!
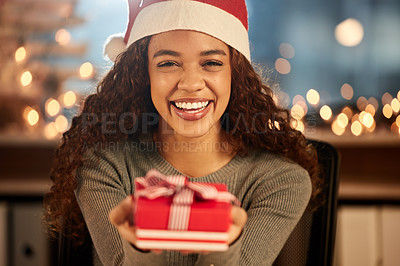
[148,30,231,139]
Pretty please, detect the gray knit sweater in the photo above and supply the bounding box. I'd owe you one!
[75,132,311,266]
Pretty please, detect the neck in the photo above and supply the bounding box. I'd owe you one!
[153,128,236,178]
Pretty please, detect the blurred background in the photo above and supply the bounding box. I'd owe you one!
[0,0,399,265]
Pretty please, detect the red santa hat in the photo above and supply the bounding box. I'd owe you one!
[104,0,250,62]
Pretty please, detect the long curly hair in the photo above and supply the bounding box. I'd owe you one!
[43,35,322,242]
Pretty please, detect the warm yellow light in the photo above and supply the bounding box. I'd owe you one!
[356,97,368,111]
[366,120,376,133]
[351,121,362,136]
[306,89,320,105]
[26,108,39,126]
[320,105,332,121]
[79,62,94,79]
[383,104,393,119]
[275,58,291,75]
[337,113,349,128]
[291,120,304,133]
[391,98,400,113]
[46,98,60,117]
[365,104,376,116]
[15,47,26,62]
[55,115,69,132]
[341,106,353,119]
[332,120,345,136]
[63,91,77,107]
[391,122,399,134]
[359,111,366,124]
[382,92,393,106]
[279,43,295,59]
[20,71,32,86]
[340,83,354,100]
[44,122,59,139]
[362,112,374,128]
[335,18,364,47]
[351,113,360,123]
[291,104,305,120]
[292,95,306,105]
[398,90,400,100]
[368,97,379,111]
[396,115,400,128]
[55,28,71,45]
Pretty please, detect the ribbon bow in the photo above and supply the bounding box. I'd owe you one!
[135,169,239,231]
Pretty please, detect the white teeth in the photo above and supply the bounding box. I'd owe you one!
[174,101,209,110]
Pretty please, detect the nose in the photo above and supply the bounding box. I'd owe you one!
[177,67,205,92]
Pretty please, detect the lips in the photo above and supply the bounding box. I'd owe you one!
[170,100,213,121]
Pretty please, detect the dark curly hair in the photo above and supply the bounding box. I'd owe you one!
[43,35,322,243]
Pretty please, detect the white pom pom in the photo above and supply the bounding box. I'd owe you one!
[104,34,127,62]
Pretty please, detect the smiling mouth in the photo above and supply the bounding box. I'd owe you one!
[170,100,212,113]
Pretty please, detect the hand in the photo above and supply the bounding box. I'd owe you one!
[109,196,162,254]
[109,196,137,245]
[227,206,247,245]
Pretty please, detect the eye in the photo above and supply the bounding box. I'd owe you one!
[202,60,223,71]
[157,61,179,68]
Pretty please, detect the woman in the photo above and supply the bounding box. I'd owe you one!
[44,0,321,265]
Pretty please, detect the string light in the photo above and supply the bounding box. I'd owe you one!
[332,120,345,136]
[55,29,71,45]
[337,113,349,128]
[335,18,364,47]
[23,107,39,126]
[15,47,27,62]
[306,89,320,105]
[45,98,61,117]
[382,92,393,105]
[279,43,295,59]
[79,62,94,79]
[20,71,33,87]
[55,115,69,133]
[63,91,77,107]
[320,105,332,120]
[383,104,393,119]
[340,83,354,100]
[357,97,368,111]
[275,58,291,75]
[291,104,305,120]
[351,121,363,136]
[391,98,400,113]
[44,122,59,139]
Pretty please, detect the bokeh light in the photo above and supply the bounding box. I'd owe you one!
[340,83,354,100]
[15,47,26,62]
[320,105,332,121]
[365,104,376,116]
[306,89,320,105]
[337,113,349,128]
[275,58,291,75]
[341,106,353,119]
[279,43,295,59]
[63,91,77,107]
[23,107,39,126]
[382,92,393,106]
[335,18,364,47]
[20,71,32,87]
[332,120,345,136]
[356,97,368,111]
[391,98,400,113]
[55,28,71,45]
[45,98,61,117]
[383,104,393,119]
[351,121,363,136]
[44,122,59,139]
[79,62,94,79]
[291,104,305,120]
[55,115,69,133]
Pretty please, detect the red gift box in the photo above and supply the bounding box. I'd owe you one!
[132,169,239,251]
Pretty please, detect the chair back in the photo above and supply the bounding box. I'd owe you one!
[273,140,340,266]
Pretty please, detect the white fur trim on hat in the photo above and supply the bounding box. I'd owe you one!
[104,34,127,62]
[127,1,251,61]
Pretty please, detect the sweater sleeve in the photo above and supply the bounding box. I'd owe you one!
[240,165,312,266]
[75,148,166,266]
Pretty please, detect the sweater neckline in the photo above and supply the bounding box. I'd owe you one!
[139,131,247,182]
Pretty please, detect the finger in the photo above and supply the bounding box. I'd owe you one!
[231,206,247,227]
[117,223,137,244]
[109,196,134,226]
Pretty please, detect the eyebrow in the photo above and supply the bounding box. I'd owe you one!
[152,49,227,58]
